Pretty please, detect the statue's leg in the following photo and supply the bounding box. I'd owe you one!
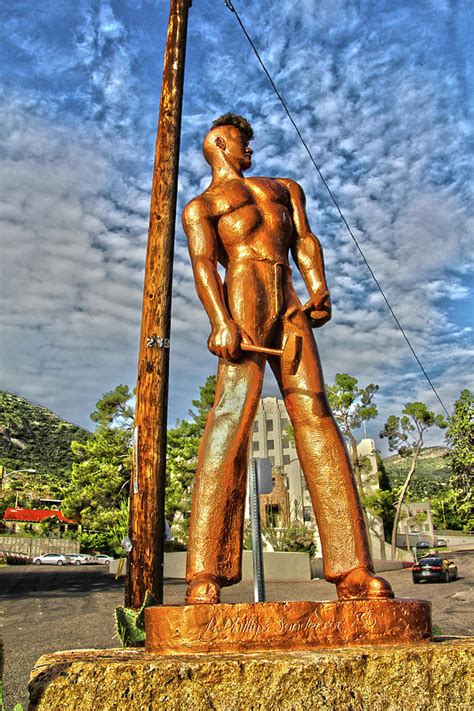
[186,353,265,602]
[269,307,393,599]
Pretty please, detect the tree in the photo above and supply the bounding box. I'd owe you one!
[90,384,135,431]
[446,389,473,484]
[62,386,133,553]
[62,427,131,538]
[78,499,130,556]
[165,419,201,524]
[63,376,217,552]
[431,486,474,532]
[166,375,217,540]
[380,402,447,558]
[326,374,379,495]
[444,389,473,530]
[188,375,217,429]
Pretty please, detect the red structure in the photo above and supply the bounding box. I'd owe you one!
[3,508,78,534]
[3,508,76,524]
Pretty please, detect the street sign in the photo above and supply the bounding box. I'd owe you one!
[254,457,273,495]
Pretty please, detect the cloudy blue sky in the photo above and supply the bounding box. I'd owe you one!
[1,0,472,450]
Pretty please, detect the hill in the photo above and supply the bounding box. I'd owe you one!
[383,446,452,500]
[0,390,90,498]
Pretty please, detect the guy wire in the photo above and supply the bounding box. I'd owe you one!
[224,0,449,416]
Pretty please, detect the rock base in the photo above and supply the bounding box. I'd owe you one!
[29,639,473,711]
[145,598,431,653]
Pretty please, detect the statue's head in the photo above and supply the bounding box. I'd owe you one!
[203,113,254,172]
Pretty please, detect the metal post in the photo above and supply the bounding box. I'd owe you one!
[126,0,192,609]
[248,458,266,602]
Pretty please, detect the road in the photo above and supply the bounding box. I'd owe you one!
[1,550,473,710]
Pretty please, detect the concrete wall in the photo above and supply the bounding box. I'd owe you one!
[434,532,474,546]
[112,547,413,581]
[0,536,80,557]
[375,538,413,562]
[311,558,405,578]
[164,551,312,581]
[395,532,474,548]
[111,551,313,581]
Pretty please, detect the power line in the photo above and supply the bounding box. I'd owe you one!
[224,0,449,416]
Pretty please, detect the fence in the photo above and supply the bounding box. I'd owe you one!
[0,535,80,557]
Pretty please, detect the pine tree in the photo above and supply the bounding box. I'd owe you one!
[380,402,447,558]
[166,375,216,530]
[326,373,379,495]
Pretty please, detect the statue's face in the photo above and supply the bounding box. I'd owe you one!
[220,126,253,172]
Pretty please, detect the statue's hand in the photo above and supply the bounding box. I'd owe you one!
[303,289,332,328]
[208,320,242,360]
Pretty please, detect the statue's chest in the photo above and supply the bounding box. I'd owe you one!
[216,180,287,243]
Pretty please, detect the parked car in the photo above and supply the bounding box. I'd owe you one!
[91,554,113,565]
[33,553,68,566]
[67,553,92,565]
[436,538,447,547]
[412,556,458,584]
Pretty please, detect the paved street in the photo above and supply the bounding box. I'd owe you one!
[1,550,473,710]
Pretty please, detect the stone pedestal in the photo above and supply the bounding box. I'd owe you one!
[29,639,473,710]
[146,599,431,653]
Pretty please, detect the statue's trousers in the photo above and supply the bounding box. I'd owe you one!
[186,261,373,585]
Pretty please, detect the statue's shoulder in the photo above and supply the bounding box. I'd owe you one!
[183,192,209,212]
[183,192,214,221]
[275,177,303,192]
[275,178,307,204]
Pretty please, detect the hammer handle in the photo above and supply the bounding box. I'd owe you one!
[241,343,284,357]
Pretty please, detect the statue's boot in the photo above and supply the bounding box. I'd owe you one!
[336,567,394,600]
[185,573,221,604]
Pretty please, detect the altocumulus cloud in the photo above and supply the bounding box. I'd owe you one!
[0,0,473,447]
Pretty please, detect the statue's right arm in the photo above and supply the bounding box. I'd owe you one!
[182,198,242,360]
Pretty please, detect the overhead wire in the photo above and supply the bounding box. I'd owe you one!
[224,0,449,416]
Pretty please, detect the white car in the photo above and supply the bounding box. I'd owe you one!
[67,553,92,565]
[33,553,68,566]
[91,554,113,565]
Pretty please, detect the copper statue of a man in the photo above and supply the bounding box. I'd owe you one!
[182,114,393,605]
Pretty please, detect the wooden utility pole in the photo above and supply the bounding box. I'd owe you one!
[126,0,192,609]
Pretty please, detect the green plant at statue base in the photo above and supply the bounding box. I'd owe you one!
[243,520,317,557]
[114,590,160,648]
[263,524,317,557]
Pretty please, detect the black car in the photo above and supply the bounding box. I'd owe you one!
[415,540,431,550]
[412,556,458,584]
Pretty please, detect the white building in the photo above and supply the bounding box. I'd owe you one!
[249,397,314,524]
[248,397,388,558]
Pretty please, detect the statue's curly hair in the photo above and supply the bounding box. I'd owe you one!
[211,113,254,140]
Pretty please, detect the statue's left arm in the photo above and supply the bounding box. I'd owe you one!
[279,178,332,327]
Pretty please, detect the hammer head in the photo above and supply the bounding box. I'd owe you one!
[281,333,303,376]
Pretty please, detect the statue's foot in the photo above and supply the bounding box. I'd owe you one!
[336,567,394,601]
[185,573,221,604]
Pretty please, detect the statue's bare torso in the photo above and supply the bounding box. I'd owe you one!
[200,177,294,267]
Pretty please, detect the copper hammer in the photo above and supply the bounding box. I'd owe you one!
[240,333,302,374]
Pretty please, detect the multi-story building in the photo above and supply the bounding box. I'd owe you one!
[248,396,387,559]
[249,396,315,525]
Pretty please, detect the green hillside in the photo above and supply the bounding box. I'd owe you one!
[384,446,451,500]
[0,390,90,498]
